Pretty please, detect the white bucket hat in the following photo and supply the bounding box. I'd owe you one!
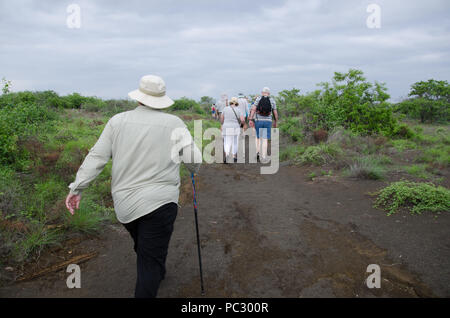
[128,75,174,109]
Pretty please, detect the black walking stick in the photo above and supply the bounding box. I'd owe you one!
[191,173,205,296]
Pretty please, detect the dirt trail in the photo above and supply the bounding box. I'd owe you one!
[1,162,449,297]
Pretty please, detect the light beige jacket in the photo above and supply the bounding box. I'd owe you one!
[68,105,201,224]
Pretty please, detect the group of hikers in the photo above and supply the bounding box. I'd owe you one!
[65,75,278,298]
[210,87,279,163]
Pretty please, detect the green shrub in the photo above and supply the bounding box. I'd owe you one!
[0,166,25,218]
[13,224,62,262]
[417,145,450,167]
[30,178,66,222]
[296,143,342,165]
[346,156,386,180]
[172,97,205,115]
[102,99,137,115]
[405,164,429,179]
[81,101,105,112]
[279,117,303,142]
[391,139,417,152]
[64,195,111,234]
[0,97,59,165]
[63,93,85,109]
[276,88,319,117]
[391,123,415,139]
[307,69,399,136]
[280,145,305,161]
[374,181,450,215]
[376,155,393,165]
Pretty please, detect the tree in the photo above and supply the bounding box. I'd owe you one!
[276,88,319,117]
[1,77,12,95]
[409,79,449,101]
[396,79,449,123]
[311,69,399,135]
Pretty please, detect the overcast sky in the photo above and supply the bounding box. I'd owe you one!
[1,0,449,102]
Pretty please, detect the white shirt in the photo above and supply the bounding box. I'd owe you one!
[237,98,248,117]
[68,105,201,224]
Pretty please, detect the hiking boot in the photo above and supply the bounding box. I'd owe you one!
[256,152,260,163]
[233,157,238,163]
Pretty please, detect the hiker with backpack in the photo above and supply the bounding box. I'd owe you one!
[248,87,278,163]
[220,97,245,163]
[65,75,202,298]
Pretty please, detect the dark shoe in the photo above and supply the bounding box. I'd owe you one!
[256,153,260,163]
[233,157,238,163]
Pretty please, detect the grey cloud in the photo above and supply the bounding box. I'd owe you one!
[0,0,449,102]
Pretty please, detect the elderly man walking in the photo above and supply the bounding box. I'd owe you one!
[65,75,201,298]
[249,87,278,163]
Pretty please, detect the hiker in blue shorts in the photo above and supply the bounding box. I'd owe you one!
[248,87,278,163]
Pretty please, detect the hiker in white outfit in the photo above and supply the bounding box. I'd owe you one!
[220,97,244,163]
[216,93,228,118]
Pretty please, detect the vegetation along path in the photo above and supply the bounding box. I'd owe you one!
[1,160,449,297]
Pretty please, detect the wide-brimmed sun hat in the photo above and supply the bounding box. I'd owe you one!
[229,97,239,105]
[128,75,174,109]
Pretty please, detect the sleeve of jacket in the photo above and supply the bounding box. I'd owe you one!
[67,119,114,195]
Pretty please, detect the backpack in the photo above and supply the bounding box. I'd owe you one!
[257,96,272,116]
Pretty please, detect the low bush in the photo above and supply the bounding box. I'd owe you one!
[279,117,303,142]
[0,97,59,166]
[417,145,450,167]
[404,164,429,179]
[346,156,386,180]
[390,139,417,152]
[296,143,342,165]
[63,193,112,234]
[172,97,205,115]
[374,181,450,215]
[13,224,62,262]
[0,166,25,218]
[280,145,306,161]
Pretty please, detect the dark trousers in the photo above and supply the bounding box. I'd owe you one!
[122,202,178,298]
